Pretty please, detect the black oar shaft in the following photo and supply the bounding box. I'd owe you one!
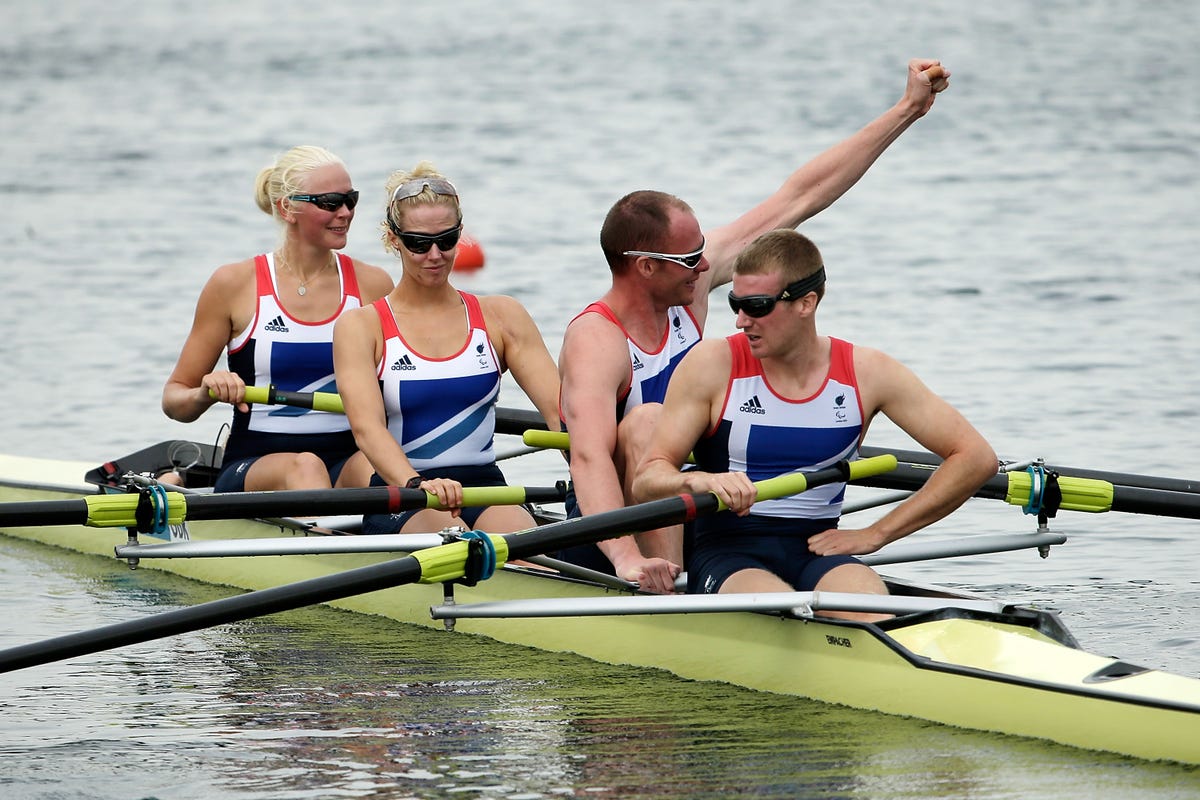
[0,462,862,673]
[860,445,1200,495]
[855,463,1010,502]
[238,385,551,440]
[183,485,565,522]
[1110,485,1200,519]
[0,556,424,673]
[187,486,426,521]
[0,484,567,528]
[501,462,857,561]
[0,500,90,527]
[504,493,711,560]
[856,461,1200,520]
[0,497,706,672]
[495,407,549,437]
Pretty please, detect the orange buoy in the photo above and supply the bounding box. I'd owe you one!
[454,231,486,271]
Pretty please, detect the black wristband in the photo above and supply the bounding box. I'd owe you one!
[405,475,423,489]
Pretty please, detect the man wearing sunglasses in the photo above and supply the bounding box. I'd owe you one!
[557,59,953,594]
[632,230,997,617]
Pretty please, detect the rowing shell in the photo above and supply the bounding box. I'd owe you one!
[0,450,1197,765]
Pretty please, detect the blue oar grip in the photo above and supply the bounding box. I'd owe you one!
[1022,464,1046,516]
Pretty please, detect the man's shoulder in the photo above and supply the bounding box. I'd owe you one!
[564,303,624,339]
[560,308,633,376]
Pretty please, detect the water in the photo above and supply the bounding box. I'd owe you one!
[1,538,1195,800]
[2,0,1199,796]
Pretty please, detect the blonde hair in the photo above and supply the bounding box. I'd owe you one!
[380,161,463,257]
[733,229,826,301]
[254,145,345,221]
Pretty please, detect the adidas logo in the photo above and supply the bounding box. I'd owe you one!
[391,354,416,371]
[632,353,644,371]
[739,395,766,414]
[263,315,289,333]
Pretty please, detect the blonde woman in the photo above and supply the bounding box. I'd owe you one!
[334,162,559,534]
[163,145,393,492]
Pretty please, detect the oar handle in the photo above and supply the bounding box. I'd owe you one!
[484,454,898,572]
[225,385,346,414]
[523,430,569,450]
[215,388,550,441]
[0,483,569,529]
[745,454,898,509]
[527,428,696,463]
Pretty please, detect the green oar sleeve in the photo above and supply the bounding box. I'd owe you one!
[1006,471,1113,513]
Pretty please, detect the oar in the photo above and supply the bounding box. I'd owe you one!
[240,385,344,413]
[857,444,1199,495]
[0,483,567,529]
[223,386,550,439]
[0,454,897,673]
[855,461,1200,520]
[522,430,1200,520]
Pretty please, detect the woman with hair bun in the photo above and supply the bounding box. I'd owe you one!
[163,145,394,492]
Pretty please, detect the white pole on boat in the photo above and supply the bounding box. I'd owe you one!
[115,534,449,558]
[861,532,1066,565]
[429,591,1006,620]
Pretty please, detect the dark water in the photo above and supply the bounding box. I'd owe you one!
[1,0,1199,796]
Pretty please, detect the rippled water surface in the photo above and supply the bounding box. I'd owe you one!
[2,0,1199,797]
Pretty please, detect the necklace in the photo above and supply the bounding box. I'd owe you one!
[277,252,334,296]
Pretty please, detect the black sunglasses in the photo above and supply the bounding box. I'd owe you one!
[290,190,360,212]
[393,224,463,254]
[727,267,826,318]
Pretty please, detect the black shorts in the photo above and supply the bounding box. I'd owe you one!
[688,513,860,594]
[213,452,355,493]
[214,431,358,493]
[360,463,511,534]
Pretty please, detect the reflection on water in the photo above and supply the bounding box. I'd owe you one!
[1,537,1197,800]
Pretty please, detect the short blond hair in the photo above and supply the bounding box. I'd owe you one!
[736,229,824,282]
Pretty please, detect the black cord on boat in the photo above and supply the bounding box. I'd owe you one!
[120,480,172,569]
[133,484,170,535]
[1021,463,1063,536]
[1040,471,1063,525]
[458,530,497,587]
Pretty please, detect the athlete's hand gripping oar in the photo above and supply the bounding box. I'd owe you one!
[0,455,897,673]
[0,483,567,529]
[222,386,550,439]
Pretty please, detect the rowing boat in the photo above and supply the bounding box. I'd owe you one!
[0,444,1198,766]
